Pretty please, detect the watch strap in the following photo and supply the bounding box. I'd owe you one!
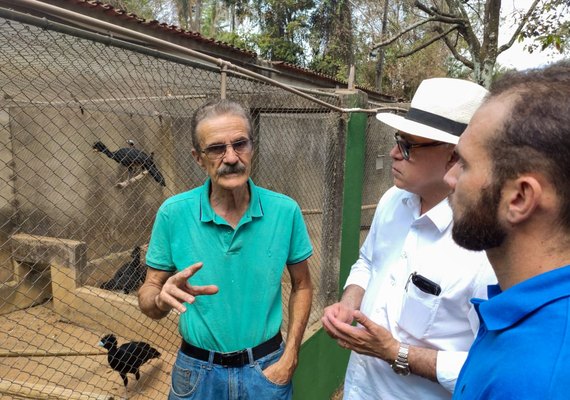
[391,343,410,375]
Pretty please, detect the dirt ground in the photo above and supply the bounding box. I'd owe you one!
[0,302,344,400]
[331,386,343,400]
[0,303,172,400]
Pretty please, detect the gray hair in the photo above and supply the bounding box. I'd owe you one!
[191,99,253,151]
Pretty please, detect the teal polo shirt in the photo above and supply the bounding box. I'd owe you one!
[146,178,313,352]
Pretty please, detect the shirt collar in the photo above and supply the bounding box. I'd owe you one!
[477,264,570,331]
[199,178,263,224]
[401,191,452,233]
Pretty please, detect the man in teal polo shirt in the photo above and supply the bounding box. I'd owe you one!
[138,99,313,400]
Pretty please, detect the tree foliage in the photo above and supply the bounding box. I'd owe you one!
[104,0,569,95]
[309,0,355,81]
[248,0,313,64]
[368,0,568,88]
[105,0,169,20]
[520,0,570,53]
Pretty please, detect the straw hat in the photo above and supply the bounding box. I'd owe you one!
[376,78,489,144]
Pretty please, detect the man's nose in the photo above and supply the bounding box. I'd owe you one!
[390,143,403,160]
[444,165,458,189]
[222,144,239,163]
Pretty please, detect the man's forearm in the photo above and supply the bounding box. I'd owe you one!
[138,282,171,320]
[408,345,438,382]
[340,284,365,310]
[282,284,312,369]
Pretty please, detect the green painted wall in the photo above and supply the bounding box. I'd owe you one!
[293,110,367,399]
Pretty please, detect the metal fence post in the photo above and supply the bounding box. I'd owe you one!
[339,110,367,291]
[293,90,367,400]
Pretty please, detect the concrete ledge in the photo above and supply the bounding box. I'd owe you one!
[5,234,175,349]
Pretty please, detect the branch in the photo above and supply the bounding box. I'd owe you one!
[0,350,105,357]
[370,17,439,52]
[396,24,460,58]
[415,0,463,20]
[442,31,475,69]
[116,170,148,189]
[462,1,483,23]
[371,1,468,53]
[498,0,541,55]
[445,0,481,59]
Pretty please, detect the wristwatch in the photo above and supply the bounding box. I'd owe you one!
[391,343,410,376]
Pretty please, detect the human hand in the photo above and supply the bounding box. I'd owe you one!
[330,310,399,362]
[155,262,218,313]
[261,358,293,386]
[322,302,355,339]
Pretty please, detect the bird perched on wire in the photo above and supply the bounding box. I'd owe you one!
[98,334,161,397]
[100,246,146,294]
[92,140,166,186]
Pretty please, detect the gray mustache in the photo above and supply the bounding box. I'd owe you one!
[217,163,246,177]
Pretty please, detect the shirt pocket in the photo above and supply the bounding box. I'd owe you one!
[397,284,441,340]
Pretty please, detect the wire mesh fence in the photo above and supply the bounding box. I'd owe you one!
[0,8,396,400]
[359,115,395,245]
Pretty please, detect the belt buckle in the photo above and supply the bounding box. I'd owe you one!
[220,349,248,367]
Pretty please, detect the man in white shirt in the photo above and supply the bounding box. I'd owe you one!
[322,78,496,399]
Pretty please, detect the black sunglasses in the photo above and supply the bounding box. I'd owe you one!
[393,133,446,160]
[200,139,253,160]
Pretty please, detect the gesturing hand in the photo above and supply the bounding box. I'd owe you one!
[330,310,399,363]
[322,302,355,339]
[155,262,219,313]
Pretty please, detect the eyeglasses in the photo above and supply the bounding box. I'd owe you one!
[200,139,253,160]
[393,133,446,160]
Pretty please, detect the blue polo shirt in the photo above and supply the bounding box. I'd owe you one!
[146,178,313,352]
[453,264,570,399]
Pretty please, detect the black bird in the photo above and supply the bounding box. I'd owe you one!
[98,334,161,392]
[100,247,147,294]
[92,141,166,186]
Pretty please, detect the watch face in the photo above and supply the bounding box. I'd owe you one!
[392,362,411,376]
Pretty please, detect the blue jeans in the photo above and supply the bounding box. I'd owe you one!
[168,342,292,400]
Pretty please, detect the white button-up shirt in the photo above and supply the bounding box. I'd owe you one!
[343,187,496,400]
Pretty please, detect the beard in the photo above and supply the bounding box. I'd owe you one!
[451,181,507,251]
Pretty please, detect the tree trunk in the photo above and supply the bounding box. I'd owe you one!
[480,0,501,87]
[375,0,390,92]
[194,0,202,32]
[231,3,236,33]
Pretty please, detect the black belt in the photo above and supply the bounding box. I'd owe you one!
[180,332,282,367]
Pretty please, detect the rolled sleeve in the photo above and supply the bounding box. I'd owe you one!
[343,213,378,290]
[436,350,468,393]
[344,258,371,290]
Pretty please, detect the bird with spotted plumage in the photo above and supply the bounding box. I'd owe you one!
[98,334,161,398]
[92,140,166,186]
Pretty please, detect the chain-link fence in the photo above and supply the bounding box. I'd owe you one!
[0,6,400,399]
[0,4,399,398]
[359,114,396,245]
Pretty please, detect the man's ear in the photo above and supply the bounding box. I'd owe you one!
[502,176,542,225]
[191,148,206,170]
